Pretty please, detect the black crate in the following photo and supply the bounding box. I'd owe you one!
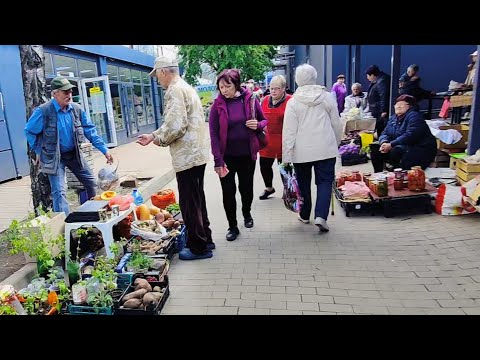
[124,236,175,260]
[115,276,169,315]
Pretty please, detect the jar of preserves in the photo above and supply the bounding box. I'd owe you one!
[377,179,388,197]
[394,168,403,179]
[407,166,425,191]
[351,170,362,181]
[394,178,403,190]
[363,172,371,187]
[402,170,408,181]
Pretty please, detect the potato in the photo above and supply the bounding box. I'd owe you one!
[143,292,162,310]
[122,298,143,309]
[152,286,162,292]
[121,288,148,304]
[155,212,165,223]
[134,278,152,292]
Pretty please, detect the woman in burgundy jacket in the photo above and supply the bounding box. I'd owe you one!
[209,69,267,241]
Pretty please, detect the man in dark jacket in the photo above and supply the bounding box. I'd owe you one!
[370,94,436,173]
[366,65,391,137]
[25,76,113,215]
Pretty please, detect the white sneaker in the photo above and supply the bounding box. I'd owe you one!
[314,217,329,232]
[297,216,310,224]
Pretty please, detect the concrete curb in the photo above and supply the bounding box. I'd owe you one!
[0,263,37,290]
[0,170,176,291]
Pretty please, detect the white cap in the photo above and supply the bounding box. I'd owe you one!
[470,50,478,56]
[149,56,179,77]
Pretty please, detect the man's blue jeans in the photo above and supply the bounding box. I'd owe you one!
[294,157,336,221]
[48,152,97,215]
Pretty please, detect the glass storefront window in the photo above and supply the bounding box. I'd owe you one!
[107,65,119,82]
[53,54,78,77]
[142,72,150,85]
[44,52,54,77]
[119,67,131,83]
[133,84,146,126]
[78,59,98,78]
[110,84,124,131]
[143,85,154,124]
[131,69,141,84]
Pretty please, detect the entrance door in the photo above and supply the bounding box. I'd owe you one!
[80,76,117,147]
[0,90,18,182]
[120,84,138,137]
[0,91,11,152]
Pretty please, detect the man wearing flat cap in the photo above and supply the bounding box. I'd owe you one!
[25,76,113,215]
[137,56,214,261]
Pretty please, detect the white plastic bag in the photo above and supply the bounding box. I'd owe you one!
[130,219,167,241]
[98,162,119,191]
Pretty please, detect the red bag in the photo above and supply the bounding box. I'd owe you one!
[439,99,450,119]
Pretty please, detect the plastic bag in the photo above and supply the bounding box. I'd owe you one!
[279,163,301,213]
[98,162,119,191]
[130,219,167,241]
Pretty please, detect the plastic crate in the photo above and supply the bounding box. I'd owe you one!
[67,303,113,315]
[173,225,187,253]
[116,272,134,290]
[115,276,169,315]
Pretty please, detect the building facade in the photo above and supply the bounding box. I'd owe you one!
[0,45,166,182]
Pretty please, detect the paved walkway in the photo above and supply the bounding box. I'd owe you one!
[162,160,480,315]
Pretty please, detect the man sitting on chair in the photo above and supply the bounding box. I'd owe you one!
[370,95,437,173]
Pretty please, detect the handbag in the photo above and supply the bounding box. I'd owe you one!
[250,96,269,149]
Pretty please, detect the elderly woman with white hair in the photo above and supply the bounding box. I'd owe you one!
[342,82,368,114]
[282,64,344,232]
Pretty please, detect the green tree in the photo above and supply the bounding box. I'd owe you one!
[178,45,277,85]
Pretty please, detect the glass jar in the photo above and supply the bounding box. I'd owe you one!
[377,179,388,197]
[407,166,425,191]
[394,179,403,190]
[351,170,361,181]
[394,168,403,179]
[363,173,371,188]
[402,170,408,181]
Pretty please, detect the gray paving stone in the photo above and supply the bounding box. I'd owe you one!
[238,307,270,315]
[206,307,239,315]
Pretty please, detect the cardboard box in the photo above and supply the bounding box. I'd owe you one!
[436,124,469,149]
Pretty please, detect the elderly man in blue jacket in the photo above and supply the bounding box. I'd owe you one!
[25,76,113,215]
[370,94,437,173]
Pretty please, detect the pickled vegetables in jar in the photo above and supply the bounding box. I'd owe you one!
[407,166,425,191]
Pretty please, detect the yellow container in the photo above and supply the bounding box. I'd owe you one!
[360,132,374,150]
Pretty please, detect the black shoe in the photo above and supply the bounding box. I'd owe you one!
[259,188,275,200]
[207,242,216,250]
[244,217,254,228]
[226,227,240,241]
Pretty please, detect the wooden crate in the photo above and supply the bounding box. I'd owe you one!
[456,167,480,182]
[436,125,469,149]
[450,95,473,107]
[456,159,480,173]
